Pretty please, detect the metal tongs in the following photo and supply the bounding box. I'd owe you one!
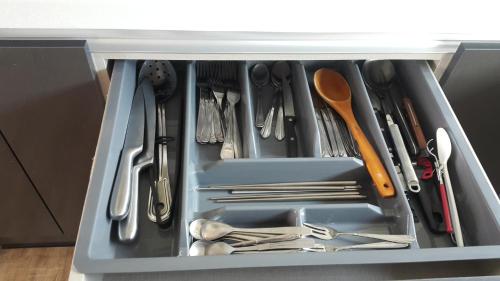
[147,103,172,224]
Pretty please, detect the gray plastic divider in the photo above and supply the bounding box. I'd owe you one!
[302,61,417,246]
[396,61,500,246]
[74,60,500,274]
[245,61,321,158]
[189,61,257,164]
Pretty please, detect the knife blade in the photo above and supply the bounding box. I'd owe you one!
[109,83,146,220]
[118,79,156,241]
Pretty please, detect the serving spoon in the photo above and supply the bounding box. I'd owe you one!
[436,128,464,247]
[314,68,395,198]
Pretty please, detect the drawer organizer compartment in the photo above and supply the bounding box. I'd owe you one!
[74,59,500,274]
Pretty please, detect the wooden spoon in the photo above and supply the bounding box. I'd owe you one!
[314,68,395,198]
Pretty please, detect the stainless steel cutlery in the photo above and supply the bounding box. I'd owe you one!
[188,219,413,256]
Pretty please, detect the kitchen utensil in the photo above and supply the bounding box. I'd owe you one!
[436,128,464,247]
[362,60,419,156]
[318,108,335,157]
[117,80,156,242]
[308,241,410,252]
[316,110,332,157]
[230,234,301,247]
[326,107,348,157]
[199,220,326,241]
[196,89,207,143]
[402,97,427,150]
[195,219,414,244]
[212,194,367,203]
[109,85,145,220]
[303,223,415,244]
[210,191,360,199]
[207,95,217,144]
[138,60,177,98]
[275,96,285,141]
[207,180,357,188]
[220,111,235,159]
[198,185,361,192]
[272,61,297,157]
[189,240,210,256]
[191,238,316,256]
[314,68,395,198]
[228,90,242,158]
[147,103,172,223]
[211,97,224,142]
[386,114,421,193]
[260,94,278,139]
[189,219,208,240]
[212,88,226,138]
[251,63,270,128]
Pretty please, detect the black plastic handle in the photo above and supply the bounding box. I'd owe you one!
[285,116,298,157]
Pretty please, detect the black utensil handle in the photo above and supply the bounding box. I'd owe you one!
[389,93,419,156]
[285,116,297,157]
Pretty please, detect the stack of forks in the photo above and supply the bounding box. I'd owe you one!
[196,87,242,159]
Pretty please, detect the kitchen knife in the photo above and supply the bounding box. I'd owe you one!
[109,82,146,220]
[118,80,156,242]
[281,68,297,157]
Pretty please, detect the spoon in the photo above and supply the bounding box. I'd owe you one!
[200,220,308,241]
[314,68,395,198]
[251,63,270,128]
[205,238,315,256]
[436,128,464,247]
[138,60,177,99]
[189,240,210,256]
[189,219,207,240]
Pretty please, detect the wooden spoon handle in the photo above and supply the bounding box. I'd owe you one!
[345,114,396,198]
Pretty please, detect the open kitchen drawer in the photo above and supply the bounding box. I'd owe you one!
[73,59,500,274]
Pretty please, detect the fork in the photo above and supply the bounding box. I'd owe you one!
[303,223,415,244]
[306,241,410,252]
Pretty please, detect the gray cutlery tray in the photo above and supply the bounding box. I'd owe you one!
[74,60,500,274]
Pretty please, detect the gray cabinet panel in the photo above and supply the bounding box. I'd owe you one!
[0,41,104,243]
[0,133,62,245]
[440,43,500,194]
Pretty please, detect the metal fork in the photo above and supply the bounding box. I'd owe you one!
[306,241,410,252]
[303,223,415,244]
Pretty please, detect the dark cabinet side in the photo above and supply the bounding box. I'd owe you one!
[0,41,104,244]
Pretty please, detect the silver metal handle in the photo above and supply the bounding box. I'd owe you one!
[118,164,142,242]
[386,114,421,193]
[231,226,312,236]
[235,238,315,252]
[109,146,142,220]
[338,232,415,244]
[330,242,409,252]
[316,111,332,157]
[232,104,242,158]
[220,107,235,159]
[230,234,300,247]
[275,103,285,141]
[255,93,265,128]
[260,106,275,139]
[196,93,206,143]
[200,95,211,143]
[327,107,347,157]
[213,100,224,142]
[207,99,217,144]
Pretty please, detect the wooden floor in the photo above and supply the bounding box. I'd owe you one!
[0,247,73,281]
